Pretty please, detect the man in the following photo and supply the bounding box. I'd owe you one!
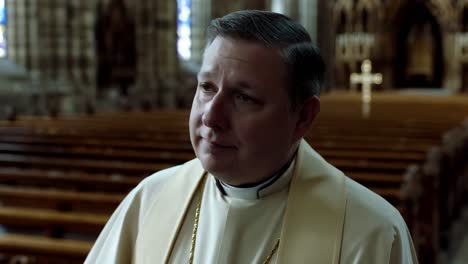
[86,10,418,263]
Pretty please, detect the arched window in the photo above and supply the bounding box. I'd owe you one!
[177,0,191,60]
[0,0,6,58]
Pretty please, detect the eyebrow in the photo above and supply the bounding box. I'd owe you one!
[234,81,253,90]
[197,71,214,79]
[197,72,255,91]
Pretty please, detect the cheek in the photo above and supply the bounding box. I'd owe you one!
[236,119,280,144]
[238,116,294,146]
[190,94,203,123]
[189,106,202,140]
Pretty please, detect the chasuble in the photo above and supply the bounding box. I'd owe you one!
[86,140,418,263]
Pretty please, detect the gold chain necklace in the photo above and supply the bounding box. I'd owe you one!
[189,176,280,264]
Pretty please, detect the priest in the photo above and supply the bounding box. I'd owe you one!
[86,10,418,263]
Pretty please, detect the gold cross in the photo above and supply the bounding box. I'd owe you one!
[350,59,382,117]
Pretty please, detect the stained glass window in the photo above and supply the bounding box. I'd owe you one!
[0,0,5,58]
[177,0,191,60]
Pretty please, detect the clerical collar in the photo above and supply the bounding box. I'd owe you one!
[215,157,296,200]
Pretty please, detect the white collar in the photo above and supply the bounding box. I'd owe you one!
[214,158,296,200]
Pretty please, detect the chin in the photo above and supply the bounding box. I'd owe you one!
[199,157,228,174]
[198,154,236,178]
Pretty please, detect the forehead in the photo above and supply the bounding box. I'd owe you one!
[199,37,288,85]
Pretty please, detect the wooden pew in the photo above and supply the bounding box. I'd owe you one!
[0,234,91,264]
[0,153,172,175]
[0,206,107,237]
[0,185,123,214]
[0,168,139,193]
[0,94,466,263]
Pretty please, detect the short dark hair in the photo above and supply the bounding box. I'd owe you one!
[206,10,325,110]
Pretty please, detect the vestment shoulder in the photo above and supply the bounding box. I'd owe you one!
[84,165,182,263]
[345,177,403,226]
[340,177,418,263]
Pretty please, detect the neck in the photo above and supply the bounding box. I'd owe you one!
[227,156,294,188]
[229,143,299,188]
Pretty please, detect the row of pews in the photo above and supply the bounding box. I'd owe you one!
[0,92,466,263]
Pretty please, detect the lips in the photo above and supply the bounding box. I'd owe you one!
[201,137,235,149]
[208,140,232,148]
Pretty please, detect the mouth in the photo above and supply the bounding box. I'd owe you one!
[201,138,236,149]
[209,141,232,148]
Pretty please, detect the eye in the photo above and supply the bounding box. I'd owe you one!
[235,93,255,103]
[198,82,214,93]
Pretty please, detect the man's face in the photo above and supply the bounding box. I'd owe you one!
[189,36,302,186]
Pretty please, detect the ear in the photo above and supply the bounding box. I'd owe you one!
[292,96,320,142]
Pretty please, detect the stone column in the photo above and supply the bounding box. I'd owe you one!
[317,0,335,91]
[83,0,98,103]
[55,2,67,82]
[28,0,39,79]
[282,0,299,21]
[135,0,158,108]
[447,32,465,93]
[155,0,178,108]
[65,0,97,112]
[299,0,317,41]
[5,0,15,61]
[269,0,298,20]
[190,0,211,65]
[269,0,284,14]
[6,0,24,66]
[4,0,99,114]
[37,0,54,81]
[268,0,317,39]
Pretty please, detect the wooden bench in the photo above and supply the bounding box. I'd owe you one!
[0,233,91,264]
[0,206,108,237]
[0,153,172,175]
[0,168,140,193]
[0,93,466,263]
[0,185,123,214]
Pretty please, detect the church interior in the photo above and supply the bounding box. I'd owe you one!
[0,0,467,263]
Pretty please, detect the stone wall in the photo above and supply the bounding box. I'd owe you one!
[5,0,96,115]
[2,0,321,115]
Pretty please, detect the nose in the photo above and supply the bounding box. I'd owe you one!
[202,93,228,130]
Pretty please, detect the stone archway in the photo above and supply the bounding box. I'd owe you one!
[393,1,443,88]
